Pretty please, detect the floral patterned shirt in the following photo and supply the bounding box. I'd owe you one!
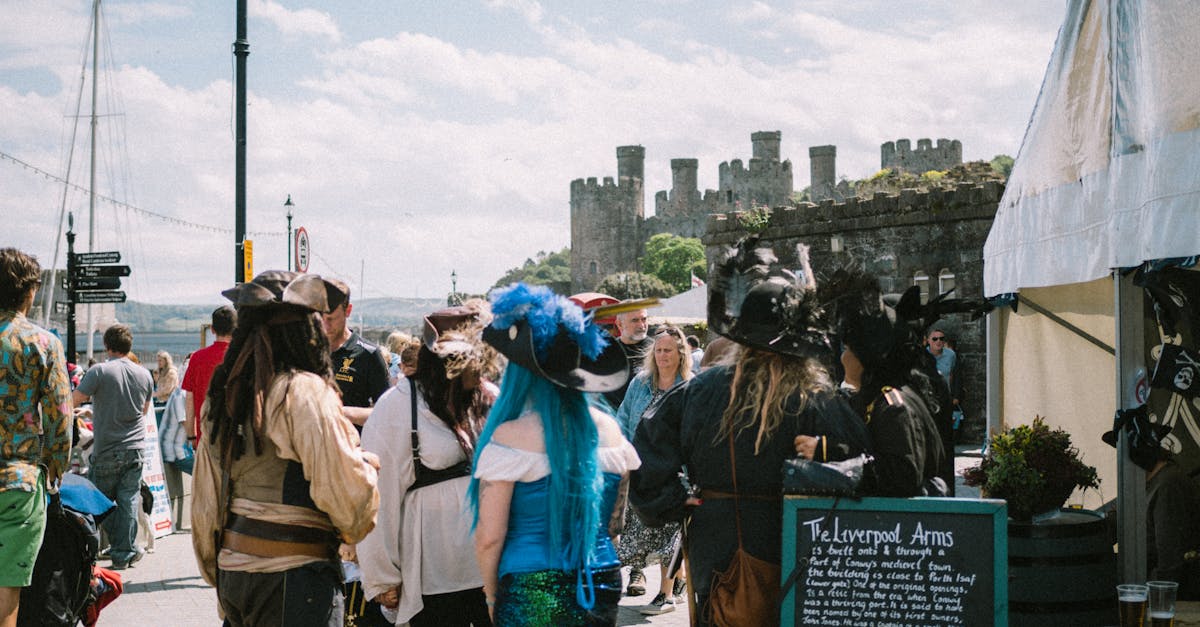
[0,310,72,492]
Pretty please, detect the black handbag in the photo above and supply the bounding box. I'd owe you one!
[781,454,871,496]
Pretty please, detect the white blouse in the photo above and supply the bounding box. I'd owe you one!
[357,378,493,625]
[473,435,642,483]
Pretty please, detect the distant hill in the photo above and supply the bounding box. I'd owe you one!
[114,296,449,334]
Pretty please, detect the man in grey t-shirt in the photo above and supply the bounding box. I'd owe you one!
[73,324,154,569]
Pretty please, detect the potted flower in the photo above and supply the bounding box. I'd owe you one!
[963,415,1099,521]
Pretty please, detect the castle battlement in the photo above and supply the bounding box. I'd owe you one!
[880,138,963,174]
[704,180,1002,241]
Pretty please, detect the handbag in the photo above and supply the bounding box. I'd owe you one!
[781,453,871,496]
[706,434,781,627]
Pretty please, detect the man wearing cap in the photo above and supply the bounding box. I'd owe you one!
[0,248,72,625]
[191,270,379,626]
[322,280,389,429]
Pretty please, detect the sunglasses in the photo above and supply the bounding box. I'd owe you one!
[930,336,946,342]
[656,327,684,339]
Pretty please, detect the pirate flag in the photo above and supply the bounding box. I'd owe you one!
[1151,343,1200,399]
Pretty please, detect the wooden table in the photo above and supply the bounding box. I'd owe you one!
[1176,600,1200,625]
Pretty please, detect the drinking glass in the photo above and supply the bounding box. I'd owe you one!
[1147,580,1178,627]
[1118,584,1148,627]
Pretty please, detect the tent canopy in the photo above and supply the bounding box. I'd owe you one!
[983,0,1200,296]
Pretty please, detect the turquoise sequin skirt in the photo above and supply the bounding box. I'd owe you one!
[493,566,621,626]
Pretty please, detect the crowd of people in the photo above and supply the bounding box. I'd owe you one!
[5,239,1198,627]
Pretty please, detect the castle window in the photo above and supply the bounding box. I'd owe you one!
[726,190,733,203]
[589,261,598,275]
[938,268,956,296]
[913,271,930,304]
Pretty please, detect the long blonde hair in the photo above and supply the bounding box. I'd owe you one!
[717,348,831,454]
[642,326,694,389]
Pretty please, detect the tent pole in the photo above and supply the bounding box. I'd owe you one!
[1114,270,1147,584]
[985,305,1003,439]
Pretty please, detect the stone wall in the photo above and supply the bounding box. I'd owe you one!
[569,165,644,292]
[702,181,1003,441]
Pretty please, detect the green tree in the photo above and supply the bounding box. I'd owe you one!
[595,272,676,300]
[641,233,705,292]
[990,154,1015,178]
[492,248,571,294]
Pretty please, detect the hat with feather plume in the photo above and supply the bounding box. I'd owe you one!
[708,235,830,359]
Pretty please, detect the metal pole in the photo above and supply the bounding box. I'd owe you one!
[86,0,99,362]
[1115,270,1147,583]
[285,195,294,272]
[234,0,249,283]
[66,214,77,365]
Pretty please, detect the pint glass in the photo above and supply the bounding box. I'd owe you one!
[1118,584,1149,627]
[1148,580,1178,627]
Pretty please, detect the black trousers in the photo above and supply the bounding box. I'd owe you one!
[219,561,344,627]
[409,587,492,627]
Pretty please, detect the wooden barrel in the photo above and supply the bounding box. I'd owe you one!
[1008,509,1117,626]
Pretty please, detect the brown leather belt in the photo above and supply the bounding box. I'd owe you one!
[699,489,780,501]
[221,529,335,560]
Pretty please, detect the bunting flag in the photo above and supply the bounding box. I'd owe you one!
[691,271,706,288]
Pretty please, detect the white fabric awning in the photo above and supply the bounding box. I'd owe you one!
[983,0,1200,296]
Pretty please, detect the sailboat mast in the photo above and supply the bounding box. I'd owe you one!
[85,0,99,361]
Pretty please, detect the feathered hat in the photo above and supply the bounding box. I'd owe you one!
[707,235,830,359]
[483,283,628,392]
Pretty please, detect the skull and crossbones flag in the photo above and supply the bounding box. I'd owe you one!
[1151,343,1200,398]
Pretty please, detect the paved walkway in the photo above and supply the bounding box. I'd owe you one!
[97,448,984,625]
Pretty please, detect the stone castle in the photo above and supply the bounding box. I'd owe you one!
[569,131,963,292]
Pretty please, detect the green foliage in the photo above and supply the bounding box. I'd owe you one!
[641,233,705,292]
[491,248,571,294]
[920,170,946,183]
[990,154,1015,178]
[736,204,772,234]
[963,416,1099,520]
[595,272,676,300]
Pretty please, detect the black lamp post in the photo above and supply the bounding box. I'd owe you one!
[285,195,294,271]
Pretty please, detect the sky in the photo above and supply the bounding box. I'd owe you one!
[1,0,1064,306]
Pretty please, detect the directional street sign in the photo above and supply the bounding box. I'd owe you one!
[77,265,131,278]
[74,290,126,304]
[55,302,71,315]
[73,251,121,265]
[74,277,122,290]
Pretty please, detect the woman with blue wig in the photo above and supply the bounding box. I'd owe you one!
[470,283,640,626]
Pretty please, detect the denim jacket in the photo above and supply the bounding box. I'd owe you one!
[614,371,683,441]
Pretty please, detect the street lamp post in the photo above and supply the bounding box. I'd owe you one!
[450,269,461,305]
[285,195,294,271]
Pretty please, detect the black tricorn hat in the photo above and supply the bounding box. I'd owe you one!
[221,270,341,313]
[483,321,627,393]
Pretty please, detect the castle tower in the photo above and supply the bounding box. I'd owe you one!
[653,158,701,219]
[751,131,782,161]
[718,131,793,209]
[570,146,645,292]
[808,145,837,202]
[881,138,963,174]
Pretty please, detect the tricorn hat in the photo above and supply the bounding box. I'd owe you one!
[708,235,829,359]
[221,270,341,313]
[1102,404,1172,471]
[484,283,627,392]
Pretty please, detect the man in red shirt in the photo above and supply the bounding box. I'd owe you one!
[182,305,235,441]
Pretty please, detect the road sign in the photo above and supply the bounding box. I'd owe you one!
[55,302,71,314]
[73,251,121,265]
[74,290,126,304]
[77,265,131,278]
[295,227,310,272]
[73,277,122,290]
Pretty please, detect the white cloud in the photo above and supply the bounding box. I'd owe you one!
[250,0,341,43]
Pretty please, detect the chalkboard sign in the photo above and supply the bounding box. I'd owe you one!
[782,497,1008,626]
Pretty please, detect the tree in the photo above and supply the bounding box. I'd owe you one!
[641,233,705,292]
[595,272,676,300]
[491,248,571,294]
[990,154,1015,178]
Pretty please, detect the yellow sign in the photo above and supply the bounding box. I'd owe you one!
[243,239,254,280]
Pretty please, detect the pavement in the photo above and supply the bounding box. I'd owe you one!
[96,447,985,626]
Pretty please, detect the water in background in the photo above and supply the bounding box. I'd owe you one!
[72,331,208,366]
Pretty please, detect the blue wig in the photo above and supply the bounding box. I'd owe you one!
[468,364,604,574]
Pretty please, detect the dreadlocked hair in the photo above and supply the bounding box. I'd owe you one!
[206,306,334,462]
[413,343,492,456]
[717,347,832,454]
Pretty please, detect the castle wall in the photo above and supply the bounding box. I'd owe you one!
[880,138,963,174]
[570,172,643,292]
[702,181,1002,442]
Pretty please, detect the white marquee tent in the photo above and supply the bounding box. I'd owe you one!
[982,0,1200,580]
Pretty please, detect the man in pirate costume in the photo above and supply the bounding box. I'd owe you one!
[191,271,380,627]
[630,237,870,625]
